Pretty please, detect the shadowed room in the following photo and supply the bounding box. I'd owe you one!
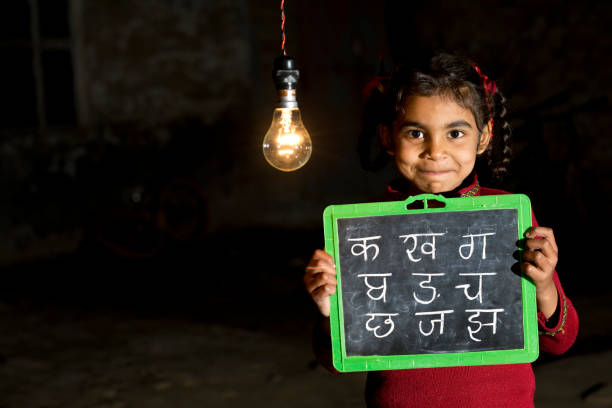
[1,1,611,407]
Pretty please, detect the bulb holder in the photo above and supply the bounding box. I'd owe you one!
[275,89,296,109]
[273,56,300,109]
[273,55,300,90]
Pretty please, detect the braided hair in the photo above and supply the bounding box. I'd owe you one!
[358,53,512,184]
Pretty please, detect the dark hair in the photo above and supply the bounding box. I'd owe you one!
[358,53,512,183]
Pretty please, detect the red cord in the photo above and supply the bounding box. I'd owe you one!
[281,0,286,55]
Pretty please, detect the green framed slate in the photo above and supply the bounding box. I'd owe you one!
[322,193,537,372]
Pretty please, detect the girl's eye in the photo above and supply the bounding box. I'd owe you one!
[405,129,424,139]
[448,130,465,139]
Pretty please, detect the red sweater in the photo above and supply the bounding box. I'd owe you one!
[313,177,579,408]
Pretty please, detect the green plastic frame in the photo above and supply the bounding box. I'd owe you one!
[322,193,537,372]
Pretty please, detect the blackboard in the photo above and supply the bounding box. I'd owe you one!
[322,193,538,372]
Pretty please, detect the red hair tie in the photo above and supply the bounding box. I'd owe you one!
[472,64,496,139]
[362,76,388,98]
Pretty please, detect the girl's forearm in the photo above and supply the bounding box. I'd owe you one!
[537,283,559,320]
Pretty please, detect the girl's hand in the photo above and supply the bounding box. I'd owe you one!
[521,226,559,319]
[303,249,337,317]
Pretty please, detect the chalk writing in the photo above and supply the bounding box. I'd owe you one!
[412,273,445,304]
[455,273,497,303]
[365,313,400,338]
[414,310,454,336]
[358,273,393,302]
[399,233,446,262]
[348,236,382,261]
[465,308,505,342]
[337,208,522,358]
[459,233,496,260]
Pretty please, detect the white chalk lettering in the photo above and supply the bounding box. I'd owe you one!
[399,233,446,262]
[412,273,445,304]
[358,273,393,302]
[458,233,496,260]
[455,273,497,303]
[365,313,400,338]
[348,236,382,261]
[465,308,505,342]
[414,310,454,336]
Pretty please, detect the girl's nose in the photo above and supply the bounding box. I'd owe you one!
[423,136,447,159]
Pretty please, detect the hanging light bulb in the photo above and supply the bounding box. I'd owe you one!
[263,56,312,172]
[262,0,311,172]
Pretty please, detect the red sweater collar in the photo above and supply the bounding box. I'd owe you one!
[386,174,481,201]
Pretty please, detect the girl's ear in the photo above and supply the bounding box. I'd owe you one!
[378,124,395,156]
[477,120,493,154]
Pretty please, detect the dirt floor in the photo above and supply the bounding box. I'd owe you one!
[1,293,611,407]
[1,243,611,408]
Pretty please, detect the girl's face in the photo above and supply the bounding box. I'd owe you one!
[381,94,491,194]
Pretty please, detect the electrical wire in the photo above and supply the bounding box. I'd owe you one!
[280,0,286,55]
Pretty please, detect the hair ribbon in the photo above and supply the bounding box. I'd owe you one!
[472,64,496,139]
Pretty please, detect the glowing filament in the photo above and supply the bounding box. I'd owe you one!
[262,107,312,171]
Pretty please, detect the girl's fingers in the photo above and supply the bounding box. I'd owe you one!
[310,248,335,266]
[303,249,338,317]
[304,271,337,295]
[306,249,337,274]
[523,244,557,276]
[524,238,557,261]
[521,261,547,283]
[525,227,558,253]
[312,283,336,299]
[311,286,332,317]
[521,246,555,269]
[305,260,336,276]
[521,227,558,288]
[523,226,558,273]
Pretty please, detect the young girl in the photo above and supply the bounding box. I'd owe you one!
[303,53,578,407]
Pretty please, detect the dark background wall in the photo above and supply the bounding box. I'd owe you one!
[1,0,610,315]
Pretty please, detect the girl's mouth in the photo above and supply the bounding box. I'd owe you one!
[419,169,452,175]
